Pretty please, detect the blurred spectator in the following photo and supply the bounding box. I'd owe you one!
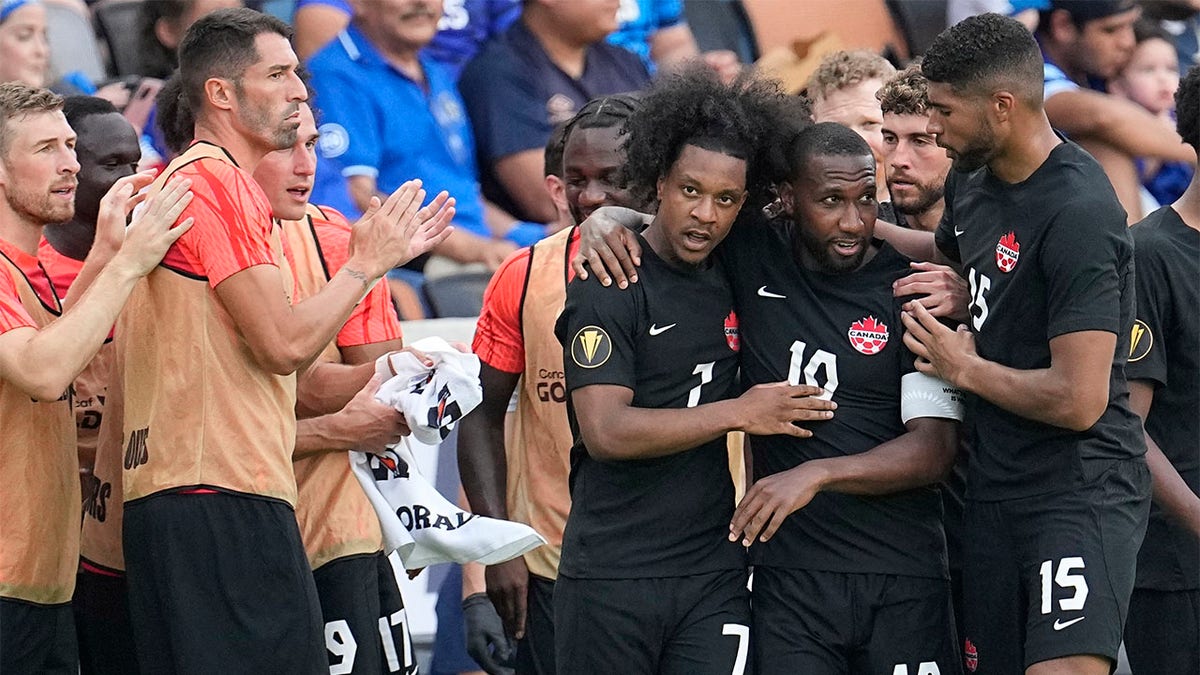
[292,0,519,74]
[1,0,49,86]
[307,0,525,302]
[1110,18,1193,206]
[1037,0,1196,220]
[805,50,896,204]
[608,0,739,81]
[1140,0,1199,75]
[877,64,952,232]
[947,0,1048,31]
[137,0,243,79]
[459,0,649,225]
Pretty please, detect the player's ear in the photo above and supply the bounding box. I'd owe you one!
[992,90,1016,124]
[779,181,795,217]
[656,176,665,204]
[205,77,236,112]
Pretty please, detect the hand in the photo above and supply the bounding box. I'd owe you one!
[462,592,516,675]
[901,302,978,387]
[702,49,741,84]
[729,461,828,545]
[112,176,195,276]
[93,170,157,253]
[486,556,530,639]
[735,383,836,438]
[569,206,645,288]
[348,182,455,279]
[893,262,970,323]
[341,376,410,455]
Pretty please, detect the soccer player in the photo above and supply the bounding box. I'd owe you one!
[114,8,450,672]
[0,82,192,675]
[255,101,420,675]
[552,70,834,674]
[1121,64,1199,675]
[458,93,644,675]
[902,13,1150,675]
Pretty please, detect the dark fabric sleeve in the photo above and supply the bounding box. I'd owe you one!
[1125,227,1170,387]
[555,271,641,393]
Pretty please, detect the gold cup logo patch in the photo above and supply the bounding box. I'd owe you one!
[1128,320,1153,362]
[571,325,612,369]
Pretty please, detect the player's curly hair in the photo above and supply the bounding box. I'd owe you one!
[805,50,896,103]
[1178,65,1199,154]
[922,13,1044,105]
[877,64,930,117]
[620,67,804,208]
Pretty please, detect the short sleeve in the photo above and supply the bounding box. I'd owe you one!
[166,160,278,288]
[0,272,36,335]
[310,69,384,179]
[1039,201,1129,339]
[555,272,640,392]
[473,246,533,374]
[459,54,553,162]
[1043,62,1080,101]
[310,209,404,348]
[1125,231,1170,386]
[934,174,960,263]
[655,0,685,27]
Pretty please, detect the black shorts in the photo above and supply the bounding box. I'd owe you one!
[313,551,417,675]
[0,597,77,674]
[123,491,326,675]
[74,565,140,675]
[514,574,555,675]
[752,567,959,675]
[962,458,1150,673]
[1123,588,1199,675]
[554,569,751,675]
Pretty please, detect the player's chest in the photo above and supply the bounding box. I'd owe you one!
[954,217,1049,337]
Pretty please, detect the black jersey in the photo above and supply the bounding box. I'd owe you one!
[554,234,745,579]
[721,219,949,580]
[934,140,1144,501]
[1127,206,1199,591]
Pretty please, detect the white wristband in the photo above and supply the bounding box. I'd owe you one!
[901,372,965,424]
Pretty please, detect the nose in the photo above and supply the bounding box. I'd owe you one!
[889,140,913,171]
[691,195,717,224]
[61,148,80,176]
[579,180,607,208]
[925,114,943,137]
[288,70,307,101]
[838,202,866,235]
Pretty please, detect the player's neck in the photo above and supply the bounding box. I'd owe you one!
[41,219,94,261]
[907,202,944,233]
[988,116,1061,184]
[192,117,268,174]
[1173,180,1200,232]
[523,14,589,79]
[0,204,45,256]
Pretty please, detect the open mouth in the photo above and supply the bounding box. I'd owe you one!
[682,229,712,251]
[50,185,76,199]
[286,185,311,202]
[832,239,863,257]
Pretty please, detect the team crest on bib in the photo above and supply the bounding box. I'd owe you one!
[1129,319,1153,362]
[995,231,1020,273]
[571,325,612,368]
[848,316,889,355]
[964,638,978,672]
[724,310,740,352]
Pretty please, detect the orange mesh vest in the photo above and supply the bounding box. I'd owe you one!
[285,204,383,569]
[79,334,125,572]
[119,143,299,505]
[508,227,577,580]
[0,253,78,603]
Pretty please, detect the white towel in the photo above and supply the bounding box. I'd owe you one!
[374,337,484,446]
[351,337,545,569]
[351,443,545,569]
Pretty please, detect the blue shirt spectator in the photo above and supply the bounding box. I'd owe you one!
[459,15,650,223]
[608,0,684,71]
[308,25,485,237]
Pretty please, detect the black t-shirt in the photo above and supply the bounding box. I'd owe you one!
[721,218,949,579]
[1127,206,1199,591]
[554,234,745,579]
[934,140,1144,501]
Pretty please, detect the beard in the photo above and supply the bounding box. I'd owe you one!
[240,95,299,151]
[889,178,946,216]
[794,224,867,274]
[6,180,74,225]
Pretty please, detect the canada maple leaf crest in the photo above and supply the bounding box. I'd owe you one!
[848,315,889,355]
[724,310,740,352]
[964,638,979,672]
[995,231,1020,273]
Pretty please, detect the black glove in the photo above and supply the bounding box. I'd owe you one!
[463,592,516,675]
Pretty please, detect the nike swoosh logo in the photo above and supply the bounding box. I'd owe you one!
[953,225,965,236]
[648,323,676,336]
[757,286,787,299]
[1053,616,1085,631]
